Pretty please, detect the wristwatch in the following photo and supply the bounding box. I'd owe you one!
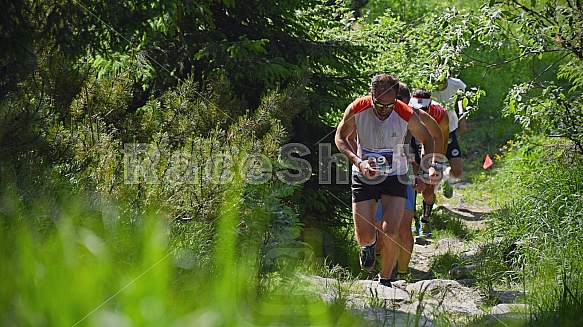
[430,162,443,170]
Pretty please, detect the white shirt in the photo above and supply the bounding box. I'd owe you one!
[351,96,412,176]
[434,77,466,132]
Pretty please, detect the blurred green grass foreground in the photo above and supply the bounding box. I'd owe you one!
[0,182,363,327]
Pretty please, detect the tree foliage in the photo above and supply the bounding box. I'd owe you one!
[0,0,368,273]
[2,0,367,117]
[1,0,368,253]
[469,0,583,154]
[6,0,583,281]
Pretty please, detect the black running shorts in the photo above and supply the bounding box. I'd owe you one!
[446,131,462,159]
[351,174,409,203]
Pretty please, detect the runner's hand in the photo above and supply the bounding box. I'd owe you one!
[412,176,427,192]
[359,159,378,179]
[427,166,442,185]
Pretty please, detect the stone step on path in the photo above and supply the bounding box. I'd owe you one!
[301,275,529,326]
[297,200,529,326]
[298,236,529,326]
[300,274,486,326]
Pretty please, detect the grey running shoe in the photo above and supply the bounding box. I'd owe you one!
[412,216,421,236]
[359,243,376,271]
[420,219,432,238]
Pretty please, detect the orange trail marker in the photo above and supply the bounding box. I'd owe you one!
[483,154,493,170]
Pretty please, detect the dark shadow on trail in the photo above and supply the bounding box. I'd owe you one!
[365,266,433,283]
[408,266,433,282]
[437,204,491,222]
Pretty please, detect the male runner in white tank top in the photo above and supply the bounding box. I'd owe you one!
[335,74,442,287]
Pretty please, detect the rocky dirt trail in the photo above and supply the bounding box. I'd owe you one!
[301,183,529,326]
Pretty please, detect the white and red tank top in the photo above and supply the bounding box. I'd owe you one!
[409,98,447,124]
[351,96,413,176]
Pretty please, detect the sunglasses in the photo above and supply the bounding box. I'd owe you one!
[372,98,396,110]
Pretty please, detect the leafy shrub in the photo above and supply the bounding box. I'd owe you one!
[485,136,583,325]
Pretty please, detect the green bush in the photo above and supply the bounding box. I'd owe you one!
[485,136,583,326]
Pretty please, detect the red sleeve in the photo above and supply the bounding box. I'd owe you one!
[394,100,413,121]
[428,103,446,124]
[351,96,373,114]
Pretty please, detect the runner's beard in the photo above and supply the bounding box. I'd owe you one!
[373,106,392,119]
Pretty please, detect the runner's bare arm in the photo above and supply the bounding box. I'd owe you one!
[335,105,359,165]
[348,130,358,155]
[409,112,443,183]
[418,110,444,155]
[438,116,450,155]
[408,112,435,163]
[457,99,467,133]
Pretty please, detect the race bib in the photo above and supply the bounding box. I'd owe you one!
[361,148,394,175]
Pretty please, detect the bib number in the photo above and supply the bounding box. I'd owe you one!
[362,148,393,175]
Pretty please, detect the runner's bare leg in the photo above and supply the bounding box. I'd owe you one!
[377,194,405,280]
